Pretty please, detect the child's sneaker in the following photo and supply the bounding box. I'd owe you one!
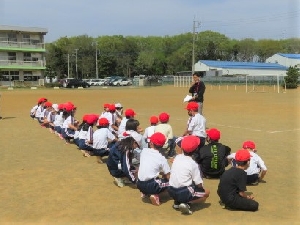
[114,178,125,187]
[172,201,180,209]
[149,194,160,206]
[179,203,192,215]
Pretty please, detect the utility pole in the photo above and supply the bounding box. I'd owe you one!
[74,49,79,79]
[95,42,99,79]
[67,54,70,78]
[192,19,201,75]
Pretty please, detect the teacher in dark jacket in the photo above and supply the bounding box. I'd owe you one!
[189,73,206,115]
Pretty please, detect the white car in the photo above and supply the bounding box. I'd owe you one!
[120,78,132,86]
[90,79,105,86]
[112,78,132,86]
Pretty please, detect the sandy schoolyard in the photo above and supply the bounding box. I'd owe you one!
[0,85,299,224]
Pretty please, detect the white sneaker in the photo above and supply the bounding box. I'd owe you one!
[114,178,125,187]
[179,203,192,215]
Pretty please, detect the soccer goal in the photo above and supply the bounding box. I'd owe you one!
[245,74,287,93]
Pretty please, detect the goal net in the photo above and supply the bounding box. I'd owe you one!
[245,74,287,93]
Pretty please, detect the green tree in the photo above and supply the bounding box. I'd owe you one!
[285,66,300,89]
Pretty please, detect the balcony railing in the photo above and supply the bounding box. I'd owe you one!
[0,41,45,49]
[0,60,45,67]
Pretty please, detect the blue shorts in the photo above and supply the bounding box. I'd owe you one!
[137,178,169,195]
[54,126,62,134]
[168,184,206,203]
[62,128,75,138]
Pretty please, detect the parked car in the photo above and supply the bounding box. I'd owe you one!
[108,78,120,86]
[120,78,132,86]
[63,79,91,88]
[112,78,122,86]
[90,79,105,86]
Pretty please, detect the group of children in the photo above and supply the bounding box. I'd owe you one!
[30,97,267,215]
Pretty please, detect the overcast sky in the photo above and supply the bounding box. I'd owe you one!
[0,0,299,42]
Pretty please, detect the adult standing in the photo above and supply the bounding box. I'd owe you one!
[189,73,206,115]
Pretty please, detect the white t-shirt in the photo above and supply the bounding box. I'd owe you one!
[138,148,171,181]
[78,126,93,141]
[53,112,64,127]
[35,105,44,118]
[228,151,267,175]
[143,125,156,143]
[118,117,129,139]
[187,113,206,138]
[99,112,116,132]
[169,154,203,188]
[62,115,74,129]
[93,127,115,149]
[30,105,38,114]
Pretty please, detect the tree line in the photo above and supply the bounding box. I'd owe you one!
[45,30,300,79]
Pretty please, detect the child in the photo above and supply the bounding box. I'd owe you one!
[77,115,98,157]
[218,149,259,211]
[53,103,65,138]
[115,103,123,126]
[40,101,53,127]
[92,117,117,163]
[228,141,267,185]
[136,132,170,206]
[143,116,159,145]
[197,128,231,178]
[106,136,139,188]
[47,103,59,133]
[168,135,210,215]
[61,103,78,143]
[123,119,146,165]
[154,112,176,158]
[34,97,47,121]
[117,108,136,139]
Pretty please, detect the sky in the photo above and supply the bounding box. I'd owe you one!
[0,0,299,43]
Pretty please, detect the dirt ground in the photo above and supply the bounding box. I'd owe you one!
[0,85,299,225]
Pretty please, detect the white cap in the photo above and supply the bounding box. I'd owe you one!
[124,130,142,148]
[115,103,122,108]
[52,103,59,112]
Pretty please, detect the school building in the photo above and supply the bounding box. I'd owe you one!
[0,25,48,86]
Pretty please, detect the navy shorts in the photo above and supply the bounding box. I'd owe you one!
[168,184,206,203]
[137,178,169,195]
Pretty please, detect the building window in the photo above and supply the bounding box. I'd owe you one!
[24,52,32,61]
[8,52,16,62]
[23,34,30,43]
[0,71,19,81]
[8,33,17,42]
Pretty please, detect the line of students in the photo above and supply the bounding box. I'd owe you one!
[30,97,267,214]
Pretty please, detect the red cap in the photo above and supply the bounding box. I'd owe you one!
[150,132,166,147]
[242,141,256,150]
[98,117,109,126]
[66,101,74,107]
[103,103,110,108]
[185,102,198,111]
[82,114,89,122]
[150,116,159,124]
[38,97,47,103]
[109,104,116,112]
[86,115,98,125]
[181,135,200,153]
[235,149,251,161]
[206,128,221,140]
[64,103,74,112]
[125,109,136,117]
[159,112,170,123]
[58,103,64,110]
[44,101,52,107]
